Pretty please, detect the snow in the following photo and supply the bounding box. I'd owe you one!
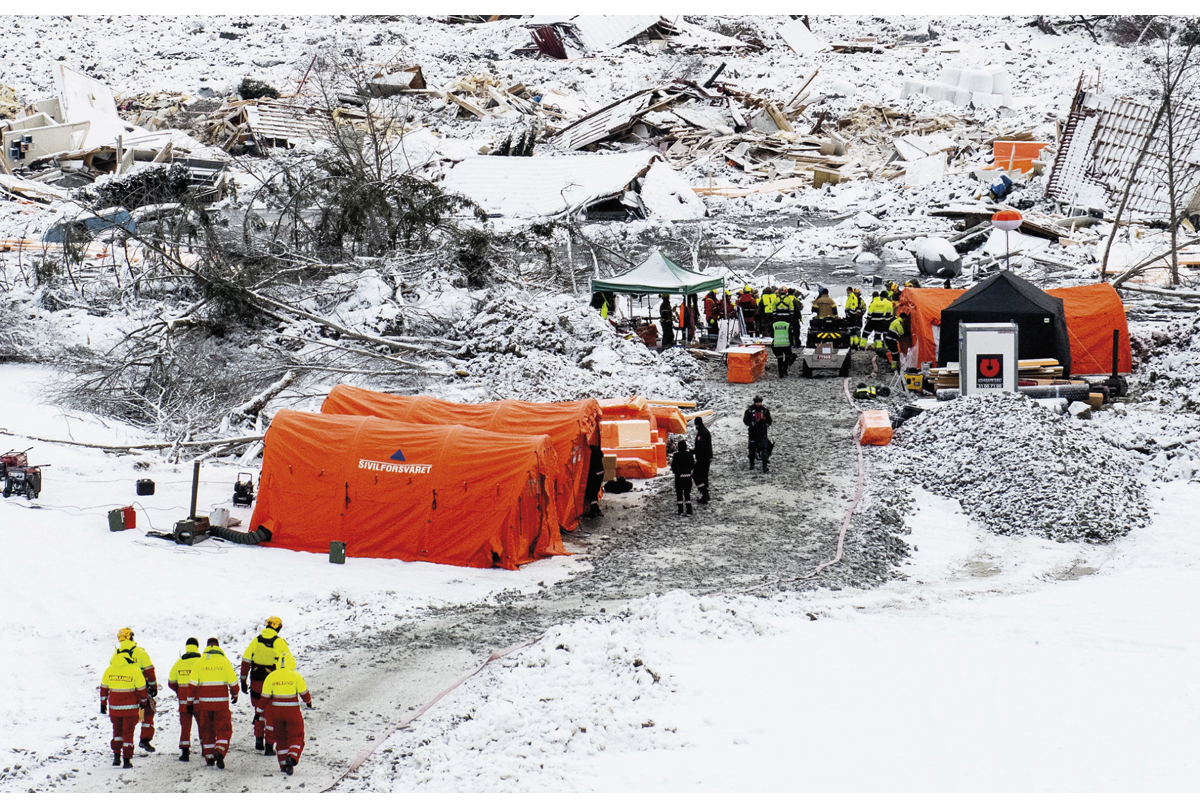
[0,364,581,786]
[346,482,1200,791]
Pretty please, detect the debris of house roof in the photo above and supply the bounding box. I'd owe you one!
[779,19,827,56]
[553,89,657,150]
[441,151,705,221]
[1046,89,1200,220]
[523,15,755,57]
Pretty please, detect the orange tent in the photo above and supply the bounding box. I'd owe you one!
[899,283,1132,374]
[896,287,964,369]
[251,411,565,570]
[1046,284,1132,374]
[321,386,600,531]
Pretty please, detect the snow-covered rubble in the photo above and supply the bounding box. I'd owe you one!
[453,294,700,402]
[888,394,1149,543]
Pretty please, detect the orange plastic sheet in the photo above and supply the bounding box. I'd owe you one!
[598,396,651,421]
[727,346,768,383]
[252,411,565,570]
[858,410,894,446]
[986,141,1050,173]
[615,457,656,479]
[1046,284,1132,375]
[648,404,688,435]
[321,385,600,531]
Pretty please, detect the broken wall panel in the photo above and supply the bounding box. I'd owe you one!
[1047,90,1200,220]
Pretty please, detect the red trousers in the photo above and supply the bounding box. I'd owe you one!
[196,707,232,760]
[109,712,138,758]
[177,706,196,749]
[249,682,274,743]
[140,697,156,741]
[265,706,305,767]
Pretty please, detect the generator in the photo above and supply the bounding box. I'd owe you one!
[233,472,255,506]
[3,465,43,500]
[1,448,30,478]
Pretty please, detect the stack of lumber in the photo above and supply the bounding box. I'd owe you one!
[930,358,1064,390]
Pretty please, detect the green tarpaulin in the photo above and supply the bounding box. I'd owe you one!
[591,250,725,296]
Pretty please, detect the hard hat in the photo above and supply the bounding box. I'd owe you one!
[278,653,296,671]
[904,280,915,287]
[265,616,283,631]
[117,628,134,642]
[743,285,751,292]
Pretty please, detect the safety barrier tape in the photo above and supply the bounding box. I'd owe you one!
[320,635,542,793]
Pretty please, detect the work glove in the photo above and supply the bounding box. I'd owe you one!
[230,695,238,705]
[139,701,149,711]
[306,702,314,711]
[240,679,248,694]
[148,684,158,698]
[100,702,107,715]
[186,704,194,715]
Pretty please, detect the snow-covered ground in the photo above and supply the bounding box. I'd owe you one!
[350,483,1200,791]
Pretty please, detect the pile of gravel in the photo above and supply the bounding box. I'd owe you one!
[455,293,700,402]
[889,393,1149,543]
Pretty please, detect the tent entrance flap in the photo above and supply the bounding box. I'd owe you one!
[591,249,724,296]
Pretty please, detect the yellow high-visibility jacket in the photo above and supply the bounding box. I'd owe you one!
[262,669,313,710]
[241,629,291,681]
[168,644,203,702]
[188,647,239,707]
[101,656,148,714]
[111,640,156,688]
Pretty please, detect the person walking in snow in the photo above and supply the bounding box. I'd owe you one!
[111,627,158,753]
[190,638,239,769]
[261,653,314,776]
[671,439,695,516]
[167,638,204,762]
[240,617,291,757]
[743,395,773,473]
[692,417,713,505]
[100,651,149,769]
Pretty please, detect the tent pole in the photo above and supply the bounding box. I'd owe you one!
[1005,231,1011,274]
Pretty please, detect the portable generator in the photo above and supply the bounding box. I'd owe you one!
[233,472,255,506]
[1,448,30,479]
[3,465,43,500]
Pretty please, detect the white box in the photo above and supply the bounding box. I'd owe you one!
[960,322,1019,396]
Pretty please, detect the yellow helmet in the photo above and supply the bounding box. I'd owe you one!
[265,616,283,631]
[743,285,751,292]
[117,628,134,642]
[278,652,296,671]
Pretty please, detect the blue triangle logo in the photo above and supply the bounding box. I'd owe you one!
[389,449,406,462]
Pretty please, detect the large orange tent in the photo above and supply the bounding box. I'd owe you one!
[895,287,964,369]
[898,283,1131,374]
[250,410,565,570]
[321,386,601,531]
[1046,284,1132,374]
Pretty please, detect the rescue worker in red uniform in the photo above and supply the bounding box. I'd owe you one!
[261,653,313,775]
[100,652,149,769]
[111,627,158,752]
[240,617,292,756]
[167,638,203,762]
[188,638,239,769]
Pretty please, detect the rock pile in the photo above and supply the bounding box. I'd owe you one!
[889,393,1149,543]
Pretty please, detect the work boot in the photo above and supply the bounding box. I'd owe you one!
[283,757,295,776]
[263,743,275,757]
[699,494,710,505]
[179,749,190,762]
[255,737,265,751]
[123,757,133,769]
[677,503,684,515]
[215,753,225,770]
[685,503,693,515]
[206,758,215,767]
[587,503,601,518]
[762,462,769,473]
[139,739,155,753]
[112,752,122,767]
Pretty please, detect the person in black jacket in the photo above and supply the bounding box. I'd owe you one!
[743,395,773,472]
[693,417,713,504]
[659,295,675,350]
[670,439,695,516]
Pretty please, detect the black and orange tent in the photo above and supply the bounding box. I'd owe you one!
[898,279,1131,375]
[250,410,565,570]
[320,385,601,531]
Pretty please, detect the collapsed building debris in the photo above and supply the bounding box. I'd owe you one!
[1046,86,1200,221]
[521,15,752,57]
[442,151,706,221]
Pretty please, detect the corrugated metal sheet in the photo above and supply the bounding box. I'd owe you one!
[1047,91,1200,219]
[247,100,331,148]
[554,89,656,151]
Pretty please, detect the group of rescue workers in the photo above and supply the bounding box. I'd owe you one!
[99,618,313,776]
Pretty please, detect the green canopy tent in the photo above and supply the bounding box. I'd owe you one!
[591,250,725,296]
